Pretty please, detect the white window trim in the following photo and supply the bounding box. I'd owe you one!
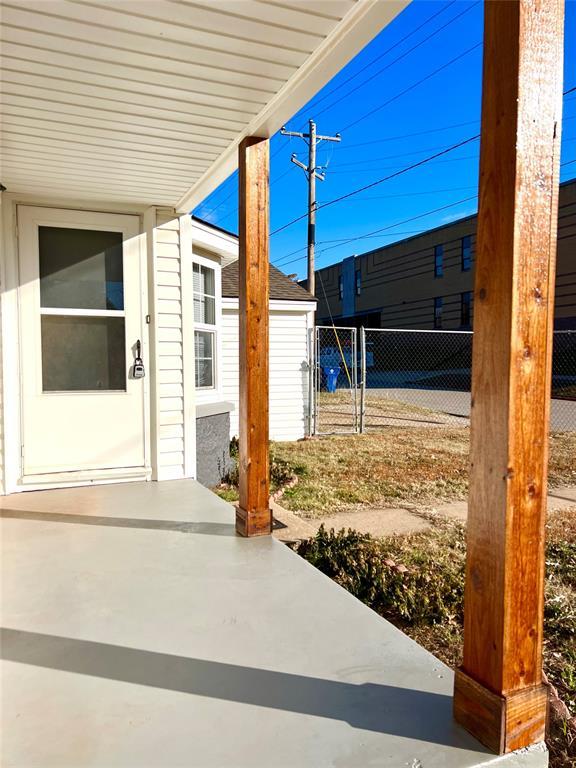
[192,250,222,404]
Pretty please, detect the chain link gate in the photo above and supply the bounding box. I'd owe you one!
[313,326,359,435]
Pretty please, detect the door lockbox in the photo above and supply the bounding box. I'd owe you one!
[133,339,145,379]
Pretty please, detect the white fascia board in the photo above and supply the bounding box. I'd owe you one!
[175,0,409,213]
[191,218,238,266]
[222,297,317,313]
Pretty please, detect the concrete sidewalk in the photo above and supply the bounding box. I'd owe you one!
[273,486,576,542]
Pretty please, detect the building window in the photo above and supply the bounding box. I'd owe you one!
[355,269,361,296]
[461,291,472,327]
[434,245,444,278]
[338,275,343,300]
[461,236,472,271]
[193,262,217,389]
[434,297,443,329]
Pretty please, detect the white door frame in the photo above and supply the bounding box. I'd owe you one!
[0,197,151,493]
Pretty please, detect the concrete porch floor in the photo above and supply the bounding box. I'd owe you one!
[1,481,546,768]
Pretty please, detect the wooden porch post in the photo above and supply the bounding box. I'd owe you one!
[236,136,272,537]
[453,0,564,754]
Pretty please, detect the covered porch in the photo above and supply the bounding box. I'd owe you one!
[0,0,569,763]
[0,479,543,768]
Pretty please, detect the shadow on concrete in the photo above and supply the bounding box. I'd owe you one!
[0,509,236,536]
[0,627,486,752]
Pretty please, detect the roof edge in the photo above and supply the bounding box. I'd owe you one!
[175,0,410,213]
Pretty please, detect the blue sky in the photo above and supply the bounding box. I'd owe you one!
[194,0,576,280]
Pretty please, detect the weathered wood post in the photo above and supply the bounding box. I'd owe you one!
[454,0,565,754]
[237,136,272,537]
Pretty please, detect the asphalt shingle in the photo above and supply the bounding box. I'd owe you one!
[221,262,315,302]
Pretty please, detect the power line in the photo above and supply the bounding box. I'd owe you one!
[332,154,479,175]
[272,185,479,266]
[275,155,576,271]
[271,134,480,236]
[273,227,463,268]
[270,1,457,150]
[268,0,462,164]
[333,141,476,167]
[334,120,480,150]
[314,195,479,256]
[319,185,479,203]
[338,129,576,160]
[199,76,576,225]
[306,1,458,114]
[314,1,480,123]
[328,153,479,174]
[338,41,482,135]
[210,119,575,225]
[268,82,576,236]
[274,195,478,270]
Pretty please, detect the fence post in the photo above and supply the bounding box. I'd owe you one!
[307,325,315,437]
[360,327,366,434]
[352,328,359,433]
[314,326,320,436]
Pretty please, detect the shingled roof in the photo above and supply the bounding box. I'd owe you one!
[221,262,315,302]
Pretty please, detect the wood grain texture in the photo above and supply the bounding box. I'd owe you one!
[454,670,548,754]
[454,0,564,753]
[237,136,272,537]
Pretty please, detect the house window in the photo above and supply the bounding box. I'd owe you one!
[355,269,361,296]
[338,275,343,300]
[434,297,443,329]
[434,245,443,278]
[461,291,472,327]
[461,236,472,271]
[193,262,217,389]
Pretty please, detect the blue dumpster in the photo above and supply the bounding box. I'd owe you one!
[324,366,341,393]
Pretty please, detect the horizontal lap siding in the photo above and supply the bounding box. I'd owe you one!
[0,301,3,494]
[222,306,310,441]
[155,210,185,480]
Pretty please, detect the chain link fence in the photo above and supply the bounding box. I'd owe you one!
[361,328,472,430]
[313,327,576,434]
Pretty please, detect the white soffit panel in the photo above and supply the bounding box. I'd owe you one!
[0,0,409,208]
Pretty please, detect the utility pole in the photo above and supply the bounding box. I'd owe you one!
[280,120,340,296]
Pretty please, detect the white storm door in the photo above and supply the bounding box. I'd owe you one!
[18,207,147,479]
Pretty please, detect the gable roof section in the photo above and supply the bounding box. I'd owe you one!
[222,262,315,302]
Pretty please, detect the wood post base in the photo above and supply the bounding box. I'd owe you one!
[235,506,272,537]
[453,668,548,754]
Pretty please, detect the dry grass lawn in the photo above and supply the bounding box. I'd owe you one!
[292,507,576,767]
[273,429,576,517]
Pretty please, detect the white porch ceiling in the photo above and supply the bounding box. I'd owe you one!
[0,0,408,210]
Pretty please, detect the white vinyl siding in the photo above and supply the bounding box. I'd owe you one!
[222,301,314,442]
[0,300,4,494]
[154,209,186,480]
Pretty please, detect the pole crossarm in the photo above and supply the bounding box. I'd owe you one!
[280,120,341,295]
[290,155,308,172]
